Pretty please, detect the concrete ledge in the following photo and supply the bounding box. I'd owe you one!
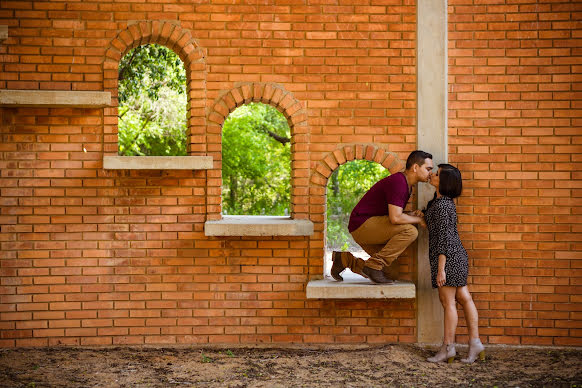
[306,278,416,299]
[0,90,111,107]
[103,156,213,170]
[205,216,314,236]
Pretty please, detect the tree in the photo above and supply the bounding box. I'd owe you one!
[117,44,187,156]
[326,160,390,251]
[221,103,291,216]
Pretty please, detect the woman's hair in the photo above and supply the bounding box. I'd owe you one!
[425,163,463,210]
[437,163,463,199]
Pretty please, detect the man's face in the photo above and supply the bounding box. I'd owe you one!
[415,158,434,182]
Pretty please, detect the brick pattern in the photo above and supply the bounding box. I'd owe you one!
[0,0,418,347]
[0,0,580,347]
[205,82,310,221]
[102,20,206,155]
[448,0,581,346]
[310,145,415,281]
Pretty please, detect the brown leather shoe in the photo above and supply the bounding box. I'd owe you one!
[362,266,394,284]
[331,251,346,281]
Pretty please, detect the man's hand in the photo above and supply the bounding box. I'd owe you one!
[418,217,427,228]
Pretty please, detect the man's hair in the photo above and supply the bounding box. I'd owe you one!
[438,163,463,199]
[405,150,433,170]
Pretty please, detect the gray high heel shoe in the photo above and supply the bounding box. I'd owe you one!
[461,338,485,363]
[427,343,456,363]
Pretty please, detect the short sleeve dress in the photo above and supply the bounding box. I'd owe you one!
[424,196,469,289]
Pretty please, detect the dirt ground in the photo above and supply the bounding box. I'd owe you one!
[0,344,580,388]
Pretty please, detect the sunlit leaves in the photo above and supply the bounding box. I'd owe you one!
[117,44,187,156]
[222,103,291,216]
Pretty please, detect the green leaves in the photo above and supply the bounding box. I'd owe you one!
[117,44,187,156]
[221,103,291,216]
[118,43,186,104]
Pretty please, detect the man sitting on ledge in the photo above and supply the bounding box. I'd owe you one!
[331,150,433,284]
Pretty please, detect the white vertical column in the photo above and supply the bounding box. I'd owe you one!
[417,0,448,344]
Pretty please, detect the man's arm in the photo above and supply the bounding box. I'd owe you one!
[388,204,426,227]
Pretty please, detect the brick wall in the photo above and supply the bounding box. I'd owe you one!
[0,0,580,347]
[449,0,581,346]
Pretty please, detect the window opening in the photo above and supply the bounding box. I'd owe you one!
[325,160,390,279]
[117,43,187,156]
[221,102,291,216]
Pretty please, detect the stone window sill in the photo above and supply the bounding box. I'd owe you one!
[103,156,213,170]
[205,216,314,237]
[306,277,416,299]
[0,89,111,107]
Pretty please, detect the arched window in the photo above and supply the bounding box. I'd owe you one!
[221,102,291,216]
[325,160,390,279]
[117,44,187,156]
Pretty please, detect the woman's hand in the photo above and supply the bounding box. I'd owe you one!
[410,210,427,228]
[411,210,424,217]
[437,269,446,287]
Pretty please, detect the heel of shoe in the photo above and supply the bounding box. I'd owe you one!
[479,350,485,361]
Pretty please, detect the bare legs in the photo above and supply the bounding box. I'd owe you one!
[456,286,480,340]
[429,285,484,363]
[438,286,458,345]
[438,285,480,342]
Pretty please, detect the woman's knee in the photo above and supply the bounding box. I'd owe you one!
[456,287,473,306]
[438,287,457,308]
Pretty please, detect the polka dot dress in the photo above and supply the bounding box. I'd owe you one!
[424,196,469,289]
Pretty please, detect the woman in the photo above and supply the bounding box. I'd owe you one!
[424,164,485,364]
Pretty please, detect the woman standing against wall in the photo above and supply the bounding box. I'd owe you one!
[424,164,485,364]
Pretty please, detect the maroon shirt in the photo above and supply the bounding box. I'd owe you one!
[348,172,411,233]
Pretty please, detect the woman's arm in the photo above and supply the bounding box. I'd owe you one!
[437,254,446,287]
[433,201,453,257]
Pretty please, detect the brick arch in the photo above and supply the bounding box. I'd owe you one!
[310,144,405,188]
[102,21,206,155]
[205,83,309,221]
[309,145,407,277]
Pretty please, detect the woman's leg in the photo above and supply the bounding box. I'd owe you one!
[427,286,458,363]
[438,286,458,344]
[456,286,479,339]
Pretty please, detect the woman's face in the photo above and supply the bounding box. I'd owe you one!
[429,167,440,189]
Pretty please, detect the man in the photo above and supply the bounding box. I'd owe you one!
[331,150,433,284]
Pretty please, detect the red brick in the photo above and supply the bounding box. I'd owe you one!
[0,1,578,348]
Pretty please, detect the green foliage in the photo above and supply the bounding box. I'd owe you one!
[118,43,186,104]
[326,160,390,250]
[221,102,291,216]
[117,44,187,156]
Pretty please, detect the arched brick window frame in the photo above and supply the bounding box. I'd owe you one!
[309,145,407,275]
[205,83,309,221]
[102,21,206,155]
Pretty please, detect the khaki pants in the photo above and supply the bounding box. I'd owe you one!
[342,216,419,277]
